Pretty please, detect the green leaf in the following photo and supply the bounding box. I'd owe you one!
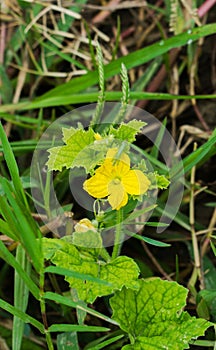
[46,120,148,173]
[155,173,170,189]
[72,230,103,249]
[42,238,140,303]
[57,332,79,350]
[0,218,17,240]
[210,239,216,256]
[147,172,170,190]
[46,127,98,172]
[110,120,146,143]
[202,255,216,290]
[0,298,44,334]
[110,278,211,350]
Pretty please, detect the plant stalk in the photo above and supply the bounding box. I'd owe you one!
[189,142,203,290]
[112,209,123,260]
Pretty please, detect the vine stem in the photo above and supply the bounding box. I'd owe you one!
[100,246,111,262]
[112,209,123,260]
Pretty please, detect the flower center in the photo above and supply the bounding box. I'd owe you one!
[112,178,121,185]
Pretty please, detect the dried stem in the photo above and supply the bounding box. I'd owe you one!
[141,241,173,281]
[189,142,204,289]
[201,208,216,257]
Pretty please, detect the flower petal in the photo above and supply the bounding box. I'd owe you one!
[83,173,109,198]
[108,180,128,210]
[106,148,130,176]
[122,169,150,195]
[74,218,96,232]
[96,158,115,179]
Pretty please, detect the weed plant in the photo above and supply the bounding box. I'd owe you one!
[0,1,216,349]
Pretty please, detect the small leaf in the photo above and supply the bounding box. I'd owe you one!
[155,173,170,189]
[57,332,79,350]
[198,289,216,322]
[110,120,146,143]
[147,172,170,190]
[110,278,211,350]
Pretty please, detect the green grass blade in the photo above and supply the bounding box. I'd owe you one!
[44,292,119,325]
[183,130,216,174]
[0,298,44,333]
[124,204,157,223]
[36,23,216,99]
[0,195,21,240]
[0,122,26,204]
[86,334,124,350]
[0,24,214,113]
[0,240,40,300]
[150,118,167,159]
[172,129,216,178]
[0,178,42,272]
[45,266,112,286]
[125,230,170,247]
[12,245,31,350]
[0,92,216,112]
[5,26,26,66]
[0,218,17,240]
[48,324,109,333]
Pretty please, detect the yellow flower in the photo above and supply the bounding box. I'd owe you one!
[83,148,150,210]
[74,218,97,232]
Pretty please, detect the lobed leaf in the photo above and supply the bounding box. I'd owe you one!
[42,238,140,303]
[46,127,96,172]
[110,278,211,349]
[110,120,146,143]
